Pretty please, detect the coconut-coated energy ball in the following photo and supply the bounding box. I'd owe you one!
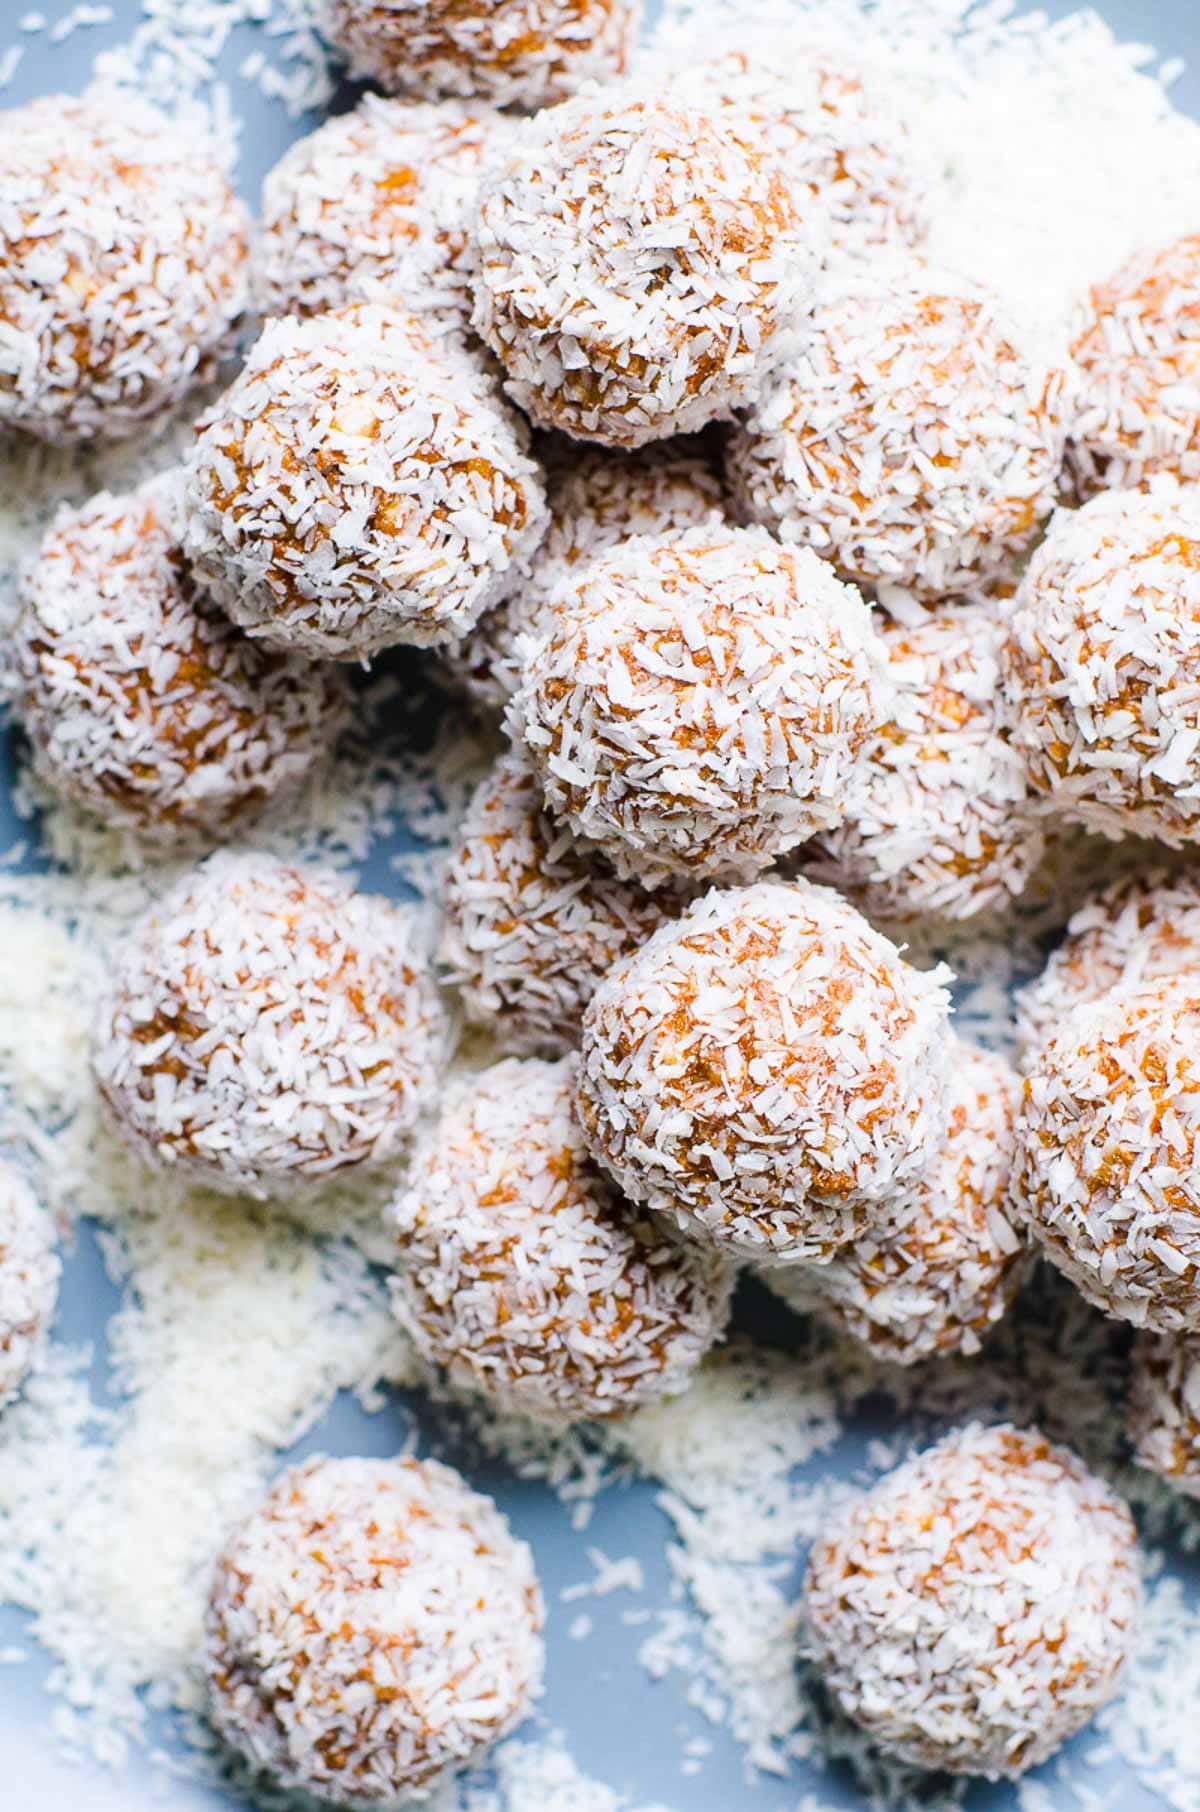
[1001,486,1200,846]
[803,1423,1141,1778]
[93,853,447,1199]
[439,750,683,1056]
[473,94,810,449]
[9,477,349,844]
[578,879,953,1266]
[389,1057,732,1424]
[183,304,547,662]
[1012,979,1200,1332]
[0,1162,59,1409]
[727,270,1067,603]
[321,0,640,110]
[508,526,890,889]
[0,94,249,445]
[206,1454,543,1805]
[254,95,514,331]
[1130,1329,1200,1500]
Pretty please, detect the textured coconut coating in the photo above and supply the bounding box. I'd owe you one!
[93,852,448,1199]
[727,270,1067,603]
[1130,1329,1200,1500]
[809,607,1041,922]
[1014,870,1200,1066]
[1001,486,1200,846]
[321,0,641,110]
[577,879,953,1266]
[803,1423,1141,1779]
[508,526,890,889]
[206,1455,544,1805]
[0,1162,59,1410]
[9,477,349,844]
[0,93,249,445]
[1067,234,1200,498]
[473,94,810,449]
[441,440,728,711]
[183,304,548,662]
[439,750,685,1057]
[389,1057,732,1424]
[254,95,514,330]
[1012,979,1200,1332]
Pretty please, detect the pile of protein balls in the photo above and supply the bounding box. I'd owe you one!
[5,0,1200,1800]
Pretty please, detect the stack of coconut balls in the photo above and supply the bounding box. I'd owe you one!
[11,0,1200,1799]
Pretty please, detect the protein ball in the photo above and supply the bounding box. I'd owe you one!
[389,1056,732,1424]
[727,269,1067,603]
[439,749,683,1057]
[254,95,514,331]
[183,303,547,661]
[473,94,810,449]
[321,0,640,110]
[1001,486,1200,846]
[577,878,953,1266]
[1130,1329,1200,1500]
[508,526,890,889]
[1012,979,1200,1332]
[803,1423,1141,1778]
[9,476,349,844]
[206,1454,543,1805]
[0,1162,59,1409]
[0,93,249,445]
[93,852,447,1199]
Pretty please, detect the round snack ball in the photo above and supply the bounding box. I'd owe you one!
[1067,235,1200,497]
[0,93,249,445]
[206,1454,543,1804]
[1001,486,1200,846]
[508,526,890,889]
[93,852,447,1199]
[1012,979,1200,1332]
[441,440,727,712]
[183,303,547,662]
[321,0,640,110]
[808,606,1041,922]
[9,476,350,844]
[254,95,514,331]
[389,1057,732,1424]
[727,269,1067,603]
[577,878,953,1266]
[1130,1329,1200,1500]
[803,1423,1141,1778]
[0,1162,59,1409]
[439,749,684,1057]
[473,94,809,449]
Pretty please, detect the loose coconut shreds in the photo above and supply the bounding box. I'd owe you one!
[508,526,890,889]
[1001,485,1200,848]
[92,849,449,1200]
[321,0,642,111]
[388,1056,733,1425]
[577,878,953,1266]
[472,93,811,449]
[0,1159,58,1408]
[1130,1331,1200,1502]
[183,303,549,662]
[726,266,1068,607]
[0,91,249,446]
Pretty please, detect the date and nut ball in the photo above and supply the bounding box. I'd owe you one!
[473,92,810,449]
[727,269,1067,603]
[183,303,547,662]
[1130,1329,1200,1500]
[0,93,249,445]
[1001,485,1200,846]
[577,878,953,1267]
[93,852,447,1199]
[206,1454,543,1805]
[8,476,349,844]
[803,1423,1142,1778]
[507,525,890,889]
[389,1056,731,1424]
[320,0,640,111]
[0,1162,59,1410]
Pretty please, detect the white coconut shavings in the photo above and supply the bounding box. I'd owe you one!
[1130,1331,1200,1502]
[0,1158,59,1406]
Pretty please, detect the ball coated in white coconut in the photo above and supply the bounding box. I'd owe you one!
[0,1162,59,1409]
[1130,1329,1200,1500]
